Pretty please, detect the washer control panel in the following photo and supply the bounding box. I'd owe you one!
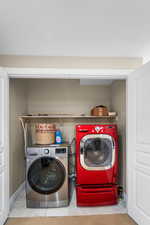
[56,148,66,154]
[44,149,50,154]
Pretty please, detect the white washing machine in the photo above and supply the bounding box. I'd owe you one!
[26,144,69,208]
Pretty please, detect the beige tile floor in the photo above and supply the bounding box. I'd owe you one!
[9,189,127,218]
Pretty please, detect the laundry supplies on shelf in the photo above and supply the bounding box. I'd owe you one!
[35,123,56,145]
[55,130,63,144]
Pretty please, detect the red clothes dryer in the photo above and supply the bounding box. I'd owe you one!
[76,124,119,206]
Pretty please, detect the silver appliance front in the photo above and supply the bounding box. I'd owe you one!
[26,146,69,208]
[80,134,115,171]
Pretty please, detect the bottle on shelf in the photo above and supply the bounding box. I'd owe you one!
[55,130,63,144]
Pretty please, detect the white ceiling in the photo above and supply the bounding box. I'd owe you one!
[1,0,150,60]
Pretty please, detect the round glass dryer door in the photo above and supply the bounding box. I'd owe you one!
[28,157,66,194]
[80,134,115,170]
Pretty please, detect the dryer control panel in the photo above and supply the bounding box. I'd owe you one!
[76,124,117,135]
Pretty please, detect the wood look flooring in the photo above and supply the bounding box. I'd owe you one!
[6,214,137,225]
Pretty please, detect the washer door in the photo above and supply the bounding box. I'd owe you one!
[28,157,66,194]
[80,134,115,170]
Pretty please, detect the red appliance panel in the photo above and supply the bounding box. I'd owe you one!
[76,124,118,136]
[76,124,118,185]
[76,185,118,206]
[76,165,116,185]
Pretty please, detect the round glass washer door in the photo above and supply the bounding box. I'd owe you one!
[28,157,66,194]
[80,134,115,170]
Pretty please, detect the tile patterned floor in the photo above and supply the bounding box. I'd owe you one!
[9,189,127,217]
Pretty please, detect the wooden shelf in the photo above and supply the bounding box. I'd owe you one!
[18,115,117,120]
[18,114,117,149]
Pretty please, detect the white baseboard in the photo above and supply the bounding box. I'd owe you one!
[9,181,25,210]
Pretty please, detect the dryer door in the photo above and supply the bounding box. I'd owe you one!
[28,157,66,194]
[80,134,115,170]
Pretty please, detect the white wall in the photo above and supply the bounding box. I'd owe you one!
[111,80,126,192]
[9,79,28,196]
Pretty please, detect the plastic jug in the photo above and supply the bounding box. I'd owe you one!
[55,130,63,144]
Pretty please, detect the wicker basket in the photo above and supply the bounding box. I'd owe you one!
[35,123,56,145]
